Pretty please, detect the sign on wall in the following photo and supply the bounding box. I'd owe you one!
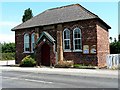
[83,45,89,54]
[90,45,96,54]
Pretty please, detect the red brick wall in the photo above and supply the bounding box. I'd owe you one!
[15,19,109,67]
[64,52,97,66]
[15,27,57,65]
[63,19,98,66]
[96,22,110,67]
[15,29,34,64]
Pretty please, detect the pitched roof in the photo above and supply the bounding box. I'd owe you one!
[36,31,55,45]
[12,4,111,31]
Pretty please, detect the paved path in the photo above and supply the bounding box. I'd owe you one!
[0,66,118,79]
[0,60,118,78]
[0,60,15,65]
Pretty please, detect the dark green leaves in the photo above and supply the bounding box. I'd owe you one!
[110,41,120,54]
[22,8,33,22]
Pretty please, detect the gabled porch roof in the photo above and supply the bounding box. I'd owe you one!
[36,31,55,45]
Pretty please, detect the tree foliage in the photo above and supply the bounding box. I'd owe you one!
[22,8,33,22]
[110,41,120,54]
[1,42,15,53]
[2,53,15,60]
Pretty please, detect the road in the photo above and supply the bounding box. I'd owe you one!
[1,70,118,88]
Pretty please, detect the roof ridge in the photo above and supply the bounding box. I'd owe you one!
[78,4,99,18]
[47,4,79,11]
[46,3,98,18]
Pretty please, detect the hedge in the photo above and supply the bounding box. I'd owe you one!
[0,53,15,60]
[73,64,97,69]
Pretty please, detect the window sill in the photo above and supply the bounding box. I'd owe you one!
[64,50,72,52]
[73,50,82,52]
[31,51,34,53]
[23,51,31,53]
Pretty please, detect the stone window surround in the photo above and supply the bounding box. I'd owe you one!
[73,27,82,52]
[24,33,30,53]
[23,32,35,53]
[63,27,82,52]
[63,28,71,52]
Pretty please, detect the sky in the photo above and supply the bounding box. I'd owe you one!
[0,2,118,43]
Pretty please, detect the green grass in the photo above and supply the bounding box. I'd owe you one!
[73,64,97,69]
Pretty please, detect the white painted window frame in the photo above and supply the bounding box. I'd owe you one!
[31,33,35,53]
[63,28,71,52]
[73,27,82,52]
[24,33,30,53]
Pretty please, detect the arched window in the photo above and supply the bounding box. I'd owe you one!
[63,28,70,51]
[73,28,82,51]
[24,33,30,52]
[31,33,35,52]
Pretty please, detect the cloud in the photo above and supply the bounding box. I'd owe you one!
[0,34,15,43]
[0,21,18,43]
[0,21,20,27]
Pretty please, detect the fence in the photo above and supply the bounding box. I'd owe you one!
[106,54,120,69]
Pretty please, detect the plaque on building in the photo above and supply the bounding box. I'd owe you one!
[83,45,89,54]
[90,45,96,54]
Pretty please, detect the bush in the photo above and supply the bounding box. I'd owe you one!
[1,53,15,60]
[2,42,15,53]
[20,55,36,67]
[55,60,74,68]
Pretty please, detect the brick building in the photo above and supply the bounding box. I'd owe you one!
[12,4,111,67]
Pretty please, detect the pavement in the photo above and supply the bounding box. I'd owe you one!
[0,60,15,66]
[0,60,118,78]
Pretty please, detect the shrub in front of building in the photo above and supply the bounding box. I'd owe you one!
[20,55,36,67]
[55,60,74,68]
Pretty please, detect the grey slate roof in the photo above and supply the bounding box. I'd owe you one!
[12,4,111,31]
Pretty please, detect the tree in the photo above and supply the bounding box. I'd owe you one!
[119,34,120,41]
[109,37,112,43]
[22,8,33,22]
[110,41,120,54]
[114,38,117,42]
[2,42,15,53]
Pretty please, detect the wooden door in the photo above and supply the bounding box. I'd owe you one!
[41,43,50,66]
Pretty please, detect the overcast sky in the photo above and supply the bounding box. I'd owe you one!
[0,2,118,43]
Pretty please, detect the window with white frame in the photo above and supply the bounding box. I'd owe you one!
[63,28,71,51]
[73,28,82,51]
[24,33,30,52]
[31,33,35,52]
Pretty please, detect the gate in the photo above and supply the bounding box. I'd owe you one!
[106,54,120,69]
